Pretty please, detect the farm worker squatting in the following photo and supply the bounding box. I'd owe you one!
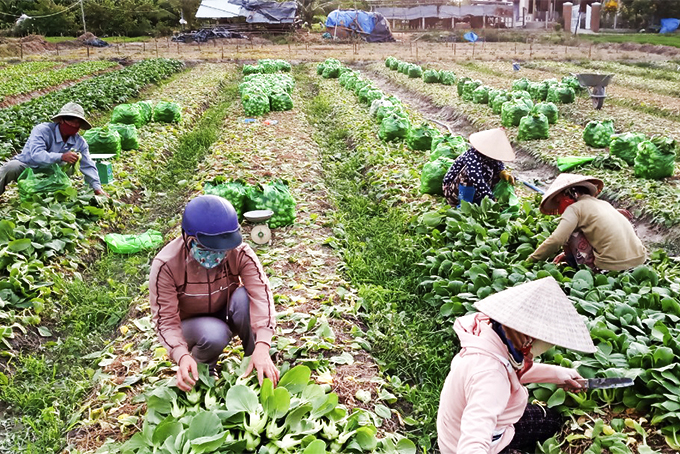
[528,173,646,271]
[149,195,279,391]
[442,128,516,207]
[0,102,107,197]
[437,277,594,454]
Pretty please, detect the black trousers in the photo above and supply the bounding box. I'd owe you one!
[499,404,563,453]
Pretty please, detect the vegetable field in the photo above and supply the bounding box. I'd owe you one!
[0,49,679,454]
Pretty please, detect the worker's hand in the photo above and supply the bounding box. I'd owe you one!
[61,151,79,164]
[242,342,280,387]
[499,170,515,185]
[552,252,566,265]
[94,188,108,197]
[555,367,585,392]
[176,354,199,392]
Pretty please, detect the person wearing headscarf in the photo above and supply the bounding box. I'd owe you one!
[529,173,646,271]
[437,277,596,454]
[442,128,516,207]
[0,102,106,197]
[150,195,278,391]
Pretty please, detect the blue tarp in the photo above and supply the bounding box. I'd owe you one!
[325,10,395,42]
[464,32,479,42]
[660,18,680,33]
[326,10,376,34]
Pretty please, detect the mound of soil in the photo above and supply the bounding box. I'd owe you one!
[0,34,55,55]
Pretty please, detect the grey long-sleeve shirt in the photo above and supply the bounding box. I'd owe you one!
[14,122,102,191]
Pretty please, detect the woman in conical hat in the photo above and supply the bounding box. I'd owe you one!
[529,173,646,271]
[442,128,516,208]
[437,277,595,454]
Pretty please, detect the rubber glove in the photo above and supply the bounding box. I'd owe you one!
[499,169,515,185]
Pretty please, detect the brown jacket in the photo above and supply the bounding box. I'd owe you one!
[149,237,276,363]
[530,195,647,271]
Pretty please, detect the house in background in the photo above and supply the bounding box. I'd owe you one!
[195,0,298,31]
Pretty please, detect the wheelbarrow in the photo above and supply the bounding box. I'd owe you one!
[572,73,614,110]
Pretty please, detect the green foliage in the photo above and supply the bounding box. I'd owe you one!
[0,58,184,160]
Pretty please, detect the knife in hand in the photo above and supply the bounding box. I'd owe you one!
[576,378,634,390]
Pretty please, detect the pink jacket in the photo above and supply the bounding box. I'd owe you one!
[149,237,276,364]
[437,313,574,454]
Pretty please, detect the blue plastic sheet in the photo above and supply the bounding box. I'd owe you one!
[464,31,479,42]
[660,18,680,33]
[326,10,376,34]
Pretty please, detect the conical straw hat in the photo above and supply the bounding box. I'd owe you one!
[469,128,516,162]
[539,173,604,215]
[474,277,596,353]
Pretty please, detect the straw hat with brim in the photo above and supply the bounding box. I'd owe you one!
[469,128,516,162]
[474,276,596,353]
[539,173,604,215]
[52,102,92,130]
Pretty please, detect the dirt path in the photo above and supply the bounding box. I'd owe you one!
[359,66,671,249]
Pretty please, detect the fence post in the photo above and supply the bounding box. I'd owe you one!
[221,44,224,60]
[56,42,59,57]
[589,42,592,59]
[87,45,90,59]
[19,38,23,60]
[155,38,159,58]
[529,41,533,57]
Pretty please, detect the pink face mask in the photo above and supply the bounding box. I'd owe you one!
[59,122,80,138]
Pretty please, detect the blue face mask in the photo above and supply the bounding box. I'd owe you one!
[189,240,227,269]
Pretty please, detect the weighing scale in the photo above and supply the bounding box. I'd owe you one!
[243,209,274,245]
[90,153,116,184]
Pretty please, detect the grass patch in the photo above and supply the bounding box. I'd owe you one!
[579,32,680,48]
[298,67,455,450]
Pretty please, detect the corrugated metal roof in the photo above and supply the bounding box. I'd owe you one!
[196,0,242,18]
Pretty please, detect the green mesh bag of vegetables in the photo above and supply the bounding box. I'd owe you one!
[517,112,549,141]
[634,137,677,180]
[408,65,423,78]
[488,89,505,105]
[242,90,270,116]
[546,85,575,104]
[472,86,490,104]
[111,103,143,128]
[322,65,341,79]
[316,63,325,75]
[385,56,398,68]
[462,80,482,101]
[357,85,373,104]
[532,102,558,125]
[275,60,292,72]
[583,120,615,148]
[204,179,249,218]
[492,94,511,114]
[457,76,471,96]
[423,69,440,83]
[135,101,153,125]
[610,132,646,166]
[104,230,163,254]
[344,75,360,91]
[561,75,582,92]
[501,101,531,127]
[153,101,182,123]
[528,81,549,101]
[511,90,532,102]
[397,61,407,74]
[354,79,370,96]
[431,134,467,154]
[366,89,384,106]
[108,123,139,151]
[407,123,438,151]
[376,104,403,122]
[243,64,260,75]
[379,113,411,142]
[440,71,457,85]
[269,92,294,111]
[83,126,122,157]
[17,164,72,201]
[245,181,296,228]
[420,157,454,195]
[389,58,400,70]
[512,78,530,92]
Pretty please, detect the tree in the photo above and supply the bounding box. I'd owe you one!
[619,0,680,27]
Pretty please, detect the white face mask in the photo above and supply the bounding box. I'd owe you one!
[530,340,553,357]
